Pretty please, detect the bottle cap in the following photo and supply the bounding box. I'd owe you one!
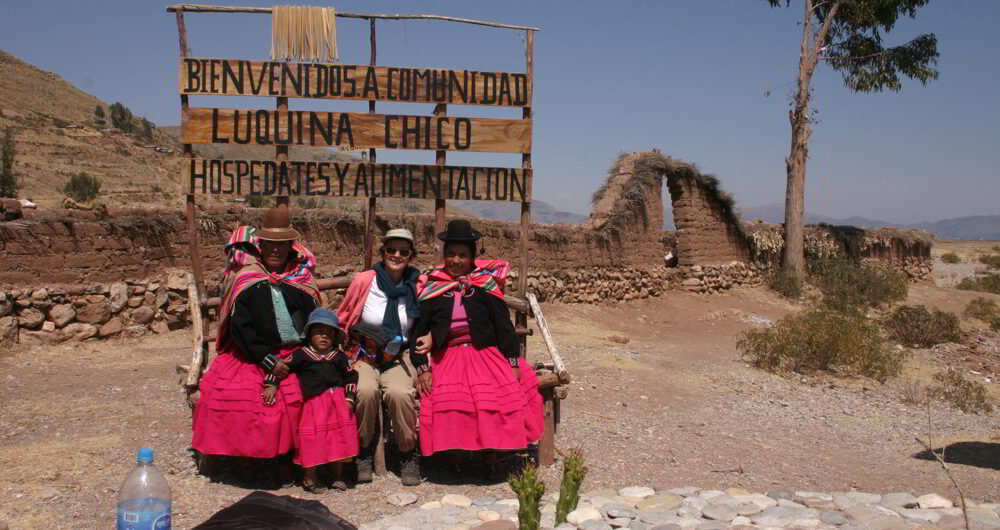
[137,448,154,463]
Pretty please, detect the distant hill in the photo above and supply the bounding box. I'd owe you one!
[0,50,183,208]
[739,203,1000,241]
[456,200,587,225]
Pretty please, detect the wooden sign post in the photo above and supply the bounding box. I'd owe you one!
[168,4,566,468]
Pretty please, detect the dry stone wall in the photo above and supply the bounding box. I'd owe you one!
[0,150,936,345]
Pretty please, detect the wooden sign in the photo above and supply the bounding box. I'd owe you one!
[179,58,531,107]
[184,158,532,202]
[181,108,531,153]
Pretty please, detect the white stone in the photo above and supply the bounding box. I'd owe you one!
[496,499,520,507]
[698,490,725,500]
[898,508,943,523]
[917,493,953,509]
[420,501,442,510]
[607,517,631,528]
[387,493,418,507]
[665,486,700,497]
[566,507,602,525]
[478,511,501,521]
[731,516,752,525]
[618,486,655,499]
[442,494,473,508]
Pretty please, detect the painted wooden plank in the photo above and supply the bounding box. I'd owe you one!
[181,108,531,154]
[182,158,532,202]
[179,58,532,107]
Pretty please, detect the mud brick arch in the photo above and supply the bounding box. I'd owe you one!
[588,150,750,266]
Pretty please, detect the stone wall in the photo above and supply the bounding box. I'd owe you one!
[0,269,192,346]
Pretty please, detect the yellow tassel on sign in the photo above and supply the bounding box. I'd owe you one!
[271,5,338,61]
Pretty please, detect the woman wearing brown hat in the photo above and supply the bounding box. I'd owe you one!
[410,219,543,478]
[336,228,424,486]
[192,204,321,481]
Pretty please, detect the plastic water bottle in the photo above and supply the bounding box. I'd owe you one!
[116,448,171,530]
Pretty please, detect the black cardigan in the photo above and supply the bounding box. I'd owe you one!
[409,286,519,370]
[266,348,359,399]
[229,281,318,370]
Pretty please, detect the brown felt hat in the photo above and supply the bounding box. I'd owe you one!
[257,204,300,241]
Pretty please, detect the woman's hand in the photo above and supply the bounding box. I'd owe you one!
[271,359,290,379]
[414,333,433,355]
[416,372,433,396]
[261,386,277,407]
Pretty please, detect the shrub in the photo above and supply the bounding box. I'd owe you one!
[881,305,961,348]
[978,254,1000,269]
[928,370,993,414]
[963,297,998,322]
[768,268,802,299]
[63,172,101,202]
[940,252,960,264]
[809,258,907,311]
[94,105,105,126]
[0,126,17,198]
[738,308,903,381]
[247,195,272,208]
[957,273,1000,295]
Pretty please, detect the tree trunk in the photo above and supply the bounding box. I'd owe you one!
[781,0,818,281]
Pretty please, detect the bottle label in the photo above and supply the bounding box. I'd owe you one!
[117,498,170,530]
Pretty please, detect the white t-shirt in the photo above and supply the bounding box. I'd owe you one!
[360,280,413,340]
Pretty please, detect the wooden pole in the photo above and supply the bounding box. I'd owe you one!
[363,18,387,477]
[176,10,212,384]
[526,293,570,384]
[185,273,206,388]
[165,4,541,31]
[362,18,377,271]
[275,96,289,208]
[434,103,447,262]
[516,30,534,357]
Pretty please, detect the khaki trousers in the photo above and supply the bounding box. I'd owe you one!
[354,357,417,453]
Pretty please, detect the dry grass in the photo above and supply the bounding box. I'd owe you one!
[928,370,993,414]
[810,258,908,311]
[881,305,961,348]
[940,252,961,264]
[738,308,904,382]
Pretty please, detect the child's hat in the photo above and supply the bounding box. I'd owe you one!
[305,308,346,342]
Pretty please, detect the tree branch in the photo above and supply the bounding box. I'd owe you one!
[811,1,842,59]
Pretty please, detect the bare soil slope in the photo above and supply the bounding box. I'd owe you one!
[0,51,183,209]
[0,283,996,529]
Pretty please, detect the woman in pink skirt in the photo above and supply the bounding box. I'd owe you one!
[411,220,543,476]
[191,205,320,481]
[263,308,358,492]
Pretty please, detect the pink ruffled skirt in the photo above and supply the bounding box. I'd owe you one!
[192,349,303,458]
[295,387,359,467]
[419,344,543,456]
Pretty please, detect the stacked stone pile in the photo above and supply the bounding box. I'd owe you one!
[860,258,934,282]
[679,263,764,295]
[508,267,684,304]
[0,268,194,345]
[360,486,998,530]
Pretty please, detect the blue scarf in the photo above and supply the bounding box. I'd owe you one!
[372,262,420,354]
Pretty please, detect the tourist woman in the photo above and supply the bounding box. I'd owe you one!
[336,228,423,486]
[192,204,320,480]
[410,219,543,475]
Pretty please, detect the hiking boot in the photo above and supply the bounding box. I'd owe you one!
[356,440,375,483]
[399,449,421,486]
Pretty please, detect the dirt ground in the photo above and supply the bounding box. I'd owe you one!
[1,282,998,529]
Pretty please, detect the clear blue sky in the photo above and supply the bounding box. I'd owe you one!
[2,1,997,224]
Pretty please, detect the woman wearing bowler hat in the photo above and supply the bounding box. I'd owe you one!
[192,204,320,482]
[410,219,543,477]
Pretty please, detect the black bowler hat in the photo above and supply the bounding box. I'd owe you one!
[437,219,482,242]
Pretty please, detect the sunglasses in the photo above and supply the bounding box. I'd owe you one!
[383,247,413,257]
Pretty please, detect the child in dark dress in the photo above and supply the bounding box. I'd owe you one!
[263,308,359,492]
